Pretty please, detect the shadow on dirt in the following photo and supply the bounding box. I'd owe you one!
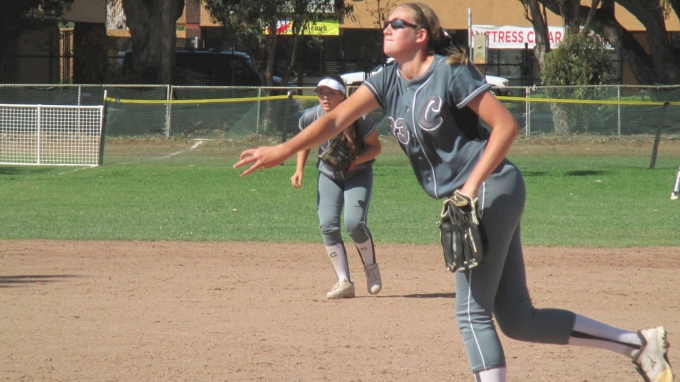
[0,275,79,288]
[402,292,455,298]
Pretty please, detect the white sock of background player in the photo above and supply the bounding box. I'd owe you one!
[568,314,642,357]
[673,166,680,194]
[354,238,375,266]
[325,243,350,282]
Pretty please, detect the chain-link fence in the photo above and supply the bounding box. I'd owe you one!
[503,85,680,137]
[1,84,679,139]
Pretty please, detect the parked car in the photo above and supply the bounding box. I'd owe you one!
[341,58,509,96]
[122,49,289,86]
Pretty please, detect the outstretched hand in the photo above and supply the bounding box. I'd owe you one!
[233,144,290,177]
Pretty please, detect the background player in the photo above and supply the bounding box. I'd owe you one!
[291,75,382,299]
[235,3,673,381]
[671,165,679,200]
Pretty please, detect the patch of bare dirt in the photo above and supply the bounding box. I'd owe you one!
[1,240,679,381]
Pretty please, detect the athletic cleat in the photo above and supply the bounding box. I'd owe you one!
[672,192,679,200]
[364,262,382,295]
[327,279,355,299]
[632,326,674,382]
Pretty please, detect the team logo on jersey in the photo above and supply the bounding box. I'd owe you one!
[389,117,409,144]
[418,95,443,131]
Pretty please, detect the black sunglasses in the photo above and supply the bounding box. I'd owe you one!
[383,19,418,30]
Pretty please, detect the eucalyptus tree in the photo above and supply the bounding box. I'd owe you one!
[522,0,680,85]
[122,0,186,84]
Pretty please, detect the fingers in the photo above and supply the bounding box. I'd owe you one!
[233,151,260,177]
[234,149,256,168]
[233,145,288,177]
[236,162,260,177]
[290,175,302,188]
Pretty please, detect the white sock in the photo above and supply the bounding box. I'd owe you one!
[325,243,350,282]
[354,238,375,266]
[567,314,642,357]
[474,367,506,382]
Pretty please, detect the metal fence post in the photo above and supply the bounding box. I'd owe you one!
[649,102,669,169]
[256,88,262,136]
[280,91,293,143]
[617,86,621,137]
[525,86,531,137]
[165,85,172,139]
[37,105,42,165]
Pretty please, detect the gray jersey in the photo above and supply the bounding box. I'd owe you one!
[299,104,377,179]
[364,55,492,199]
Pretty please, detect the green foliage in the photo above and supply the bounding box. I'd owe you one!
[4,0,75,23]
[540,33,613,134]
[542,33,612,89]
[1,0,74,35]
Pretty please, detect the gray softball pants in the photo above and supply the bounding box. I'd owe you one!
[316,167,373,246]
[456,161,577,373]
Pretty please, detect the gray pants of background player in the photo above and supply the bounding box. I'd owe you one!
[456,161,577,373]
[316,167,373,247]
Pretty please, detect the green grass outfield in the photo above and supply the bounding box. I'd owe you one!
[1,137,679,247]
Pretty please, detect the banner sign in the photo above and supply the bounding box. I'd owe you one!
[266,20,339,36]
[471,25,613,50]
[471,25,564,49]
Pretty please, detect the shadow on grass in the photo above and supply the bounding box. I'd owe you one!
[522,170,607,177]
[523,171,549,177]
[0,167,53,176]
[564,170,606,176]
[0,275,79,288]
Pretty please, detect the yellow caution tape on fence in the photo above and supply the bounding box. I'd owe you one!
[103,95,680,106]
[496,96,679,106]
[103,95,313,104]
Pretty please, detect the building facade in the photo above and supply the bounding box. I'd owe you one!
[184,0,680,86]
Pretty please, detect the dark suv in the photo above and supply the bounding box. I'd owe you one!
[123,49,285,86]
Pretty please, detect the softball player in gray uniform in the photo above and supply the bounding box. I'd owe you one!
[291,75,383,299]
[235,3,673,381]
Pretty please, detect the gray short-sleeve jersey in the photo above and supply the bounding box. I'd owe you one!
[364,55,492,199]
[299,104,377,179]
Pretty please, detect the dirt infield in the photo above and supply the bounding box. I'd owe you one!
[1,240,679,381]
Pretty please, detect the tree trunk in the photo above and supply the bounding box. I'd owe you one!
[522,0,550,68]
[122,0,184,84]
[73,22,109,84]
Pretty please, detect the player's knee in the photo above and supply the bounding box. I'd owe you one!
[344,220,367,237]
[495,306,537,341]
[345,224,366,237]
[319,221,340,233]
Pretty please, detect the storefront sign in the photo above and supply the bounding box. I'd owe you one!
[472,25,613,50]
[266,20,339,36]
[471,25,564,49]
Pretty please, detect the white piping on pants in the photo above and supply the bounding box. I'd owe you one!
[466,270,487,370]
[479,182,486,218]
